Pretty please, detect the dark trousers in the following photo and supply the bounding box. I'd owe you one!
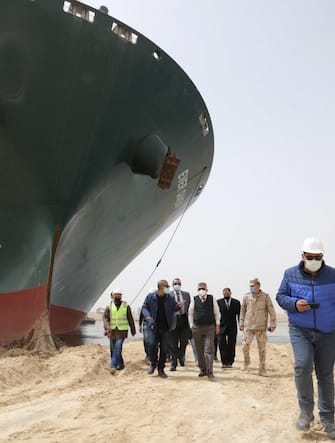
[219,328,238,365]
[147,327,169,370]
[214,335,218,358]
[168,315,189,367]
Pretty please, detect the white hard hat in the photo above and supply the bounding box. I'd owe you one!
[301,237,324,254]
[112,288,122,295]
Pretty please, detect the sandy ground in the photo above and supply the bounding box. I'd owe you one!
[0,339,332,442]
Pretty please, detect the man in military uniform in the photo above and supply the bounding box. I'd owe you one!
[240,278,276,376]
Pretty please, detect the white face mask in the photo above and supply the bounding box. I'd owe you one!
[198,289,207,297]
[173,284,181,291]
[163,286,171,294]
[304,259,322,273]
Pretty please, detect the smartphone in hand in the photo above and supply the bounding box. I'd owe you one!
[309,303,320,309]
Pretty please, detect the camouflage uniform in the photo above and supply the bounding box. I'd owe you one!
[240,290,276,374]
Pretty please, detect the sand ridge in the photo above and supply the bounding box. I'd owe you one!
[0,340,330,442]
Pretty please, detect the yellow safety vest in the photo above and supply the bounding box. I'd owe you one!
[110,302,128,330]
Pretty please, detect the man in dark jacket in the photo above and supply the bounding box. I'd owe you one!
[217,288,240,368]
[276,237,335,439]
[141,279,184,378]
[168,278,191,371]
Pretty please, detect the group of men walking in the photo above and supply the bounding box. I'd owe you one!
[102,237,335,440]
[141,278,276,379]
[103,276,277,379]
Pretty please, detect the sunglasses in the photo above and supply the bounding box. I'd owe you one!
[304,254,323,261]
[198,288,206,291]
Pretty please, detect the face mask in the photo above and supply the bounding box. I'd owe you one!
[163,287,171,294]
[114,298,122,306]
[305,259,322,273]
[198,289,206,297]
[250,287,256,294]
[173,284,181,291]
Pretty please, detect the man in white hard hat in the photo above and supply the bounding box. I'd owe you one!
[276,238,335,440]
[103,289,136,374]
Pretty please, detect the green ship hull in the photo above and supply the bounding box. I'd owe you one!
[0,0,214,344]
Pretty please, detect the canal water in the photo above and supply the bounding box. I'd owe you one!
[59,320,290,346]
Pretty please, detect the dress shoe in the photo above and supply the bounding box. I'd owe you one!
[207,372,215,379]
[198,370,207,377]
[296,412,314,431]
[179,358,185,367]
[170,366,176,371]
[158,370,168,378]
[147,365,156,375]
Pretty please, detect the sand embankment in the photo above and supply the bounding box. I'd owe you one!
[0,339,328,442]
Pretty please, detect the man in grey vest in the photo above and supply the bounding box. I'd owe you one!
[188,282,220,378]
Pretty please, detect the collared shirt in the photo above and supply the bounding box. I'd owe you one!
[156,294,169,329]
[188,294,221,327]
[174,290,185,315]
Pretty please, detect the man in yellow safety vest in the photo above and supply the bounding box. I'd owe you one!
[103,288,136,374]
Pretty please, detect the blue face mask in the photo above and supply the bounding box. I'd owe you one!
[250,287,256,294]
[163,286,171,294]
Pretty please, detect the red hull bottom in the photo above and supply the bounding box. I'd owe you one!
[0,285,86,345]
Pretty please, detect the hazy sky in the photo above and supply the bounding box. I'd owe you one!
[85,0,335,312]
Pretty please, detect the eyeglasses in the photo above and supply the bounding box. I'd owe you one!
[304,254,323,261]
[198,288,206,291]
